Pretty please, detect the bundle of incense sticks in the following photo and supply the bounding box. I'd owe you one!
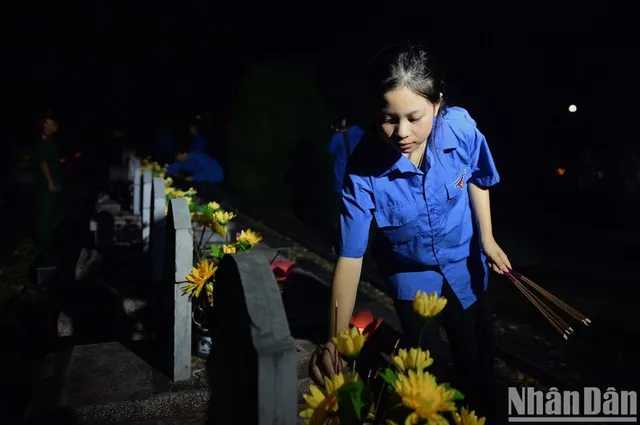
[505,269,592,340]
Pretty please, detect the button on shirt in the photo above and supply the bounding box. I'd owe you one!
[338,107,500,310]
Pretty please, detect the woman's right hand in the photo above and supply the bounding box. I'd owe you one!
[308,341,347,386]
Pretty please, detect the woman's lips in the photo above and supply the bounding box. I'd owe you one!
[398,141,414,151]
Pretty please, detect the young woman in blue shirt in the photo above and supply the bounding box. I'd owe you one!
[309,44,512,415]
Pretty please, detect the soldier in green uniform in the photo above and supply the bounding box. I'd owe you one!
[34,113,61,251]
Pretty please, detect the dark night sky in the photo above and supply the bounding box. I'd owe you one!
[4,0,637,162]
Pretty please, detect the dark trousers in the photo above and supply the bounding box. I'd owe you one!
[35,190,61,252]
[394,280,495,418]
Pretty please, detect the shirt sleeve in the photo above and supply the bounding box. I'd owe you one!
[338,173,374,258]
[468,128,500,187]
[192,157,224,183]
[165,162,182,176]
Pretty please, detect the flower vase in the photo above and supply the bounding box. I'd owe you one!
[192,306,212,359]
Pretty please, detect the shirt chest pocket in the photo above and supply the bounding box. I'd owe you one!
[373,205,421,245]
[444,167,468,202]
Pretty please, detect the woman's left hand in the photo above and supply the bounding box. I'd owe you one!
[482,237,512,274]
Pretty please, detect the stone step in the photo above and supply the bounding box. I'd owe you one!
[26,339,315,424]
[73,387,209,425]
[61,342,209,424]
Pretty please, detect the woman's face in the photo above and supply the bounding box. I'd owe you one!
[379,86,439,155]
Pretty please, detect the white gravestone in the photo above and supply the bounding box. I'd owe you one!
[132,158,141,215]
[166,198,192,382]
[141,169,152,252]
[151,177,166,285]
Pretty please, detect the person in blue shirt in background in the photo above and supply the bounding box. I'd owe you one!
[165,140,224,184]
[329,117,365,195]
[165,138,226,203]
[328,117,366,251]
[309,44,511,420]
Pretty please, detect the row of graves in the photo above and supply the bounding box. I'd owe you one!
[23,155,329,424]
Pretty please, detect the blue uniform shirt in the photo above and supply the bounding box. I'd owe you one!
[338,107,500,309]
[166,152,224,183]
[329,126,365,195]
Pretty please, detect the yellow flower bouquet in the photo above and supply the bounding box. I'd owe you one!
[155,160,264,309]
[300,291,486,425]
[140,157,169,178]
[180,204,263,307]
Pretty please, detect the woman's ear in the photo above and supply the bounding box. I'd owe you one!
[435,92,444,116]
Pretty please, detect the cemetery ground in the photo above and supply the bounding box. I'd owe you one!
[0,170,637,424]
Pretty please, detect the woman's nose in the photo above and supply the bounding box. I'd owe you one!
[397,120,411,139]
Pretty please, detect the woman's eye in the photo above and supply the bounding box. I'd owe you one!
[410,116,423,123]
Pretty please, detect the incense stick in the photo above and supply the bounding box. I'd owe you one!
[506,273,570,339]
[505,270,592,339]
[510,270,591,326]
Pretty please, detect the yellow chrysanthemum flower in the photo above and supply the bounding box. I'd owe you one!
[332,326,366,360]
[165,177,174,188]
[222,244,236,254]
[182,260,217,299]
[237,229,262,247]
[413,290,447,319]
[213,221,228,238]
[453,407,486,425]
[392,348,434,373]
[299,373,345,424]
[392,369,457,425]
[185,187,197,196]
[213,210,236,224]
[171,189,186,198]
[207,201,220,211]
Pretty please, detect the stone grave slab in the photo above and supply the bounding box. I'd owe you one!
[131,158,141,215]
[64,342,155,409]
[207,251,297,425]
[141,169,152,252]
[165,197,193,382]
[151,177,166,285]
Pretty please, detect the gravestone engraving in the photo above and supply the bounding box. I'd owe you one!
[151,177,166,285]
[207,252,297,425]
[165,198,192,382]
[141,169,152,252]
